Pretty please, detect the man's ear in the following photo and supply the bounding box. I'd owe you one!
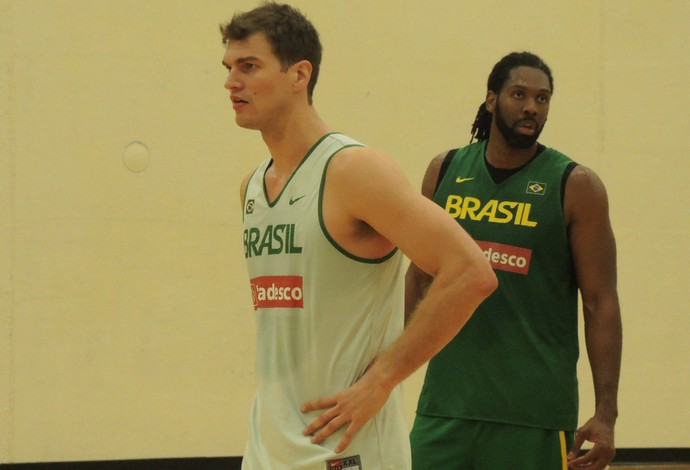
[485,91,497,113]
[292,60,313,93]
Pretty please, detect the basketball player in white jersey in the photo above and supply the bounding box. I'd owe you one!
[220,3,497,469]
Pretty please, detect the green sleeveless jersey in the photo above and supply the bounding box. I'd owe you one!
[417,140,580,431]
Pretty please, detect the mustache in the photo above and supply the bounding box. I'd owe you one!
[514,118,539,128]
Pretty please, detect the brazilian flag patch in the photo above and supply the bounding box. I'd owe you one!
[526,181,546,195]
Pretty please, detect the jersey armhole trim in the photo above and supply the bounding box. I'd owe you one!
[318,145,399,264]
[560,161,578,210]
[242,166,262,222]
[434,148,460,197]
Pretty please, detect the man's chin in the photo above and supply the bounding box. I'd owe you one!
[504,134,536,149]
[234,118,259,131]
[508,129,541,149]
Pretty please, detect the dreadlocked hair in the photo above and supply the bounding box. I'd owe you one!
[470,102,492,143]
[469,51,554,143]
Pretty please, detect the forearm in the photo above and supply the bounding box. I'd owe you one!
[376,259,496,391]
[584,296,622,424]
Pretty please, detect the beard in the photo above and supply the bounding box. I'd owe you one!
[494,102,545,149]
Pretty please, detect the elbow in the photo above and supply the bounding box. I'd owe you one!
[470,256,498,301]
[444,258,496,319]
[474,253,498,300]
[456,254,498,304]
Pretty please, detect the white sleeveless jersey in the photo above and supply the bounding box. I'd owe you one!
[241,133,410,470]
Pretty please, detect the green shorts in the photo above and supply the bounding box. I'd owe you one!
[410,414,575,470]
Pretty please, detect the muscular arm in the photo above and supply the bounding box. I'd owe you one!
[302,147,497,452]
[565,166,622,469]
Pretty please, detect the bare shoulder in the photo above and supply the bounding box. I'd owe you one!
[427,151,450,175]
[328,145,397,172]
[566,165,608,199]
[325,146,456,203]
[568,164,606,187]
[565,164,610,223]
[321,145,411,257]
[421,150,455,198]
[324,145,409,195]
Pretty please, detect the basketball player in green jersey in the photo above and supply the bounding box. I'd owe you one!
[221,3,497,469]
[406,52,621,470]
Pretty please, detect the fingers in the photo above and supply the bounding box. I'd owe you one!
[567,433,585,460]
[305,411,344,442]
[301,396,350,448]
[301,397,362,454]
[567,450,595,468]
[568,419,616,469]
[314,419,360,454]
[302,406,338,438]
[301,395,337,414]
[567,446,615,470]
[335,422,358,454]
[300,378,387,454]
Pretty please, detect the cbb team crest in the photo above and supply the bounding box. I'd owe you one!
[245,199,255,214]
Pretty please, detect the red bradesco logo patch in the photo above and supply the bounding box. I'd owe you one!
[250,275,304,310]
[476,240,532,275]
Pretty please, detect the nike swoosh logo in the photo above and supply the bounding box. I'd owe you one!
[456,177,475,183]
[289,195,306,205]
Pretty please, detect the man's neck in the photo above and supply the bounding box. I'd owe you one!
[485,135,540,170]
[261,106,332,175]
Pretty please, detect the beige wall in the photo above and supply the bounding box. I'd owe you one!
[1,0,688,464]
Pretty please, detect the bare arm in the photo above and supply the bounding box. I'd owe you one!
[405,152,446,324]
[565,166,622,470]
[302,148,497,452]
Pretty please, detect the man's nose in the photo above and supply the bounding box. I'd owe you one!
[225,70,240,90]
[523,97,538,116]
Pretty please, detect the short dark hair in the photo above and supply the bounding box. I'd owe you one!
[470,52,554,142]
[220,2,322,103]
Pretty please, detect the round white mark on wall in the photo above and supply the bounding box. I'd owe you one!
[123,141,151,172]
